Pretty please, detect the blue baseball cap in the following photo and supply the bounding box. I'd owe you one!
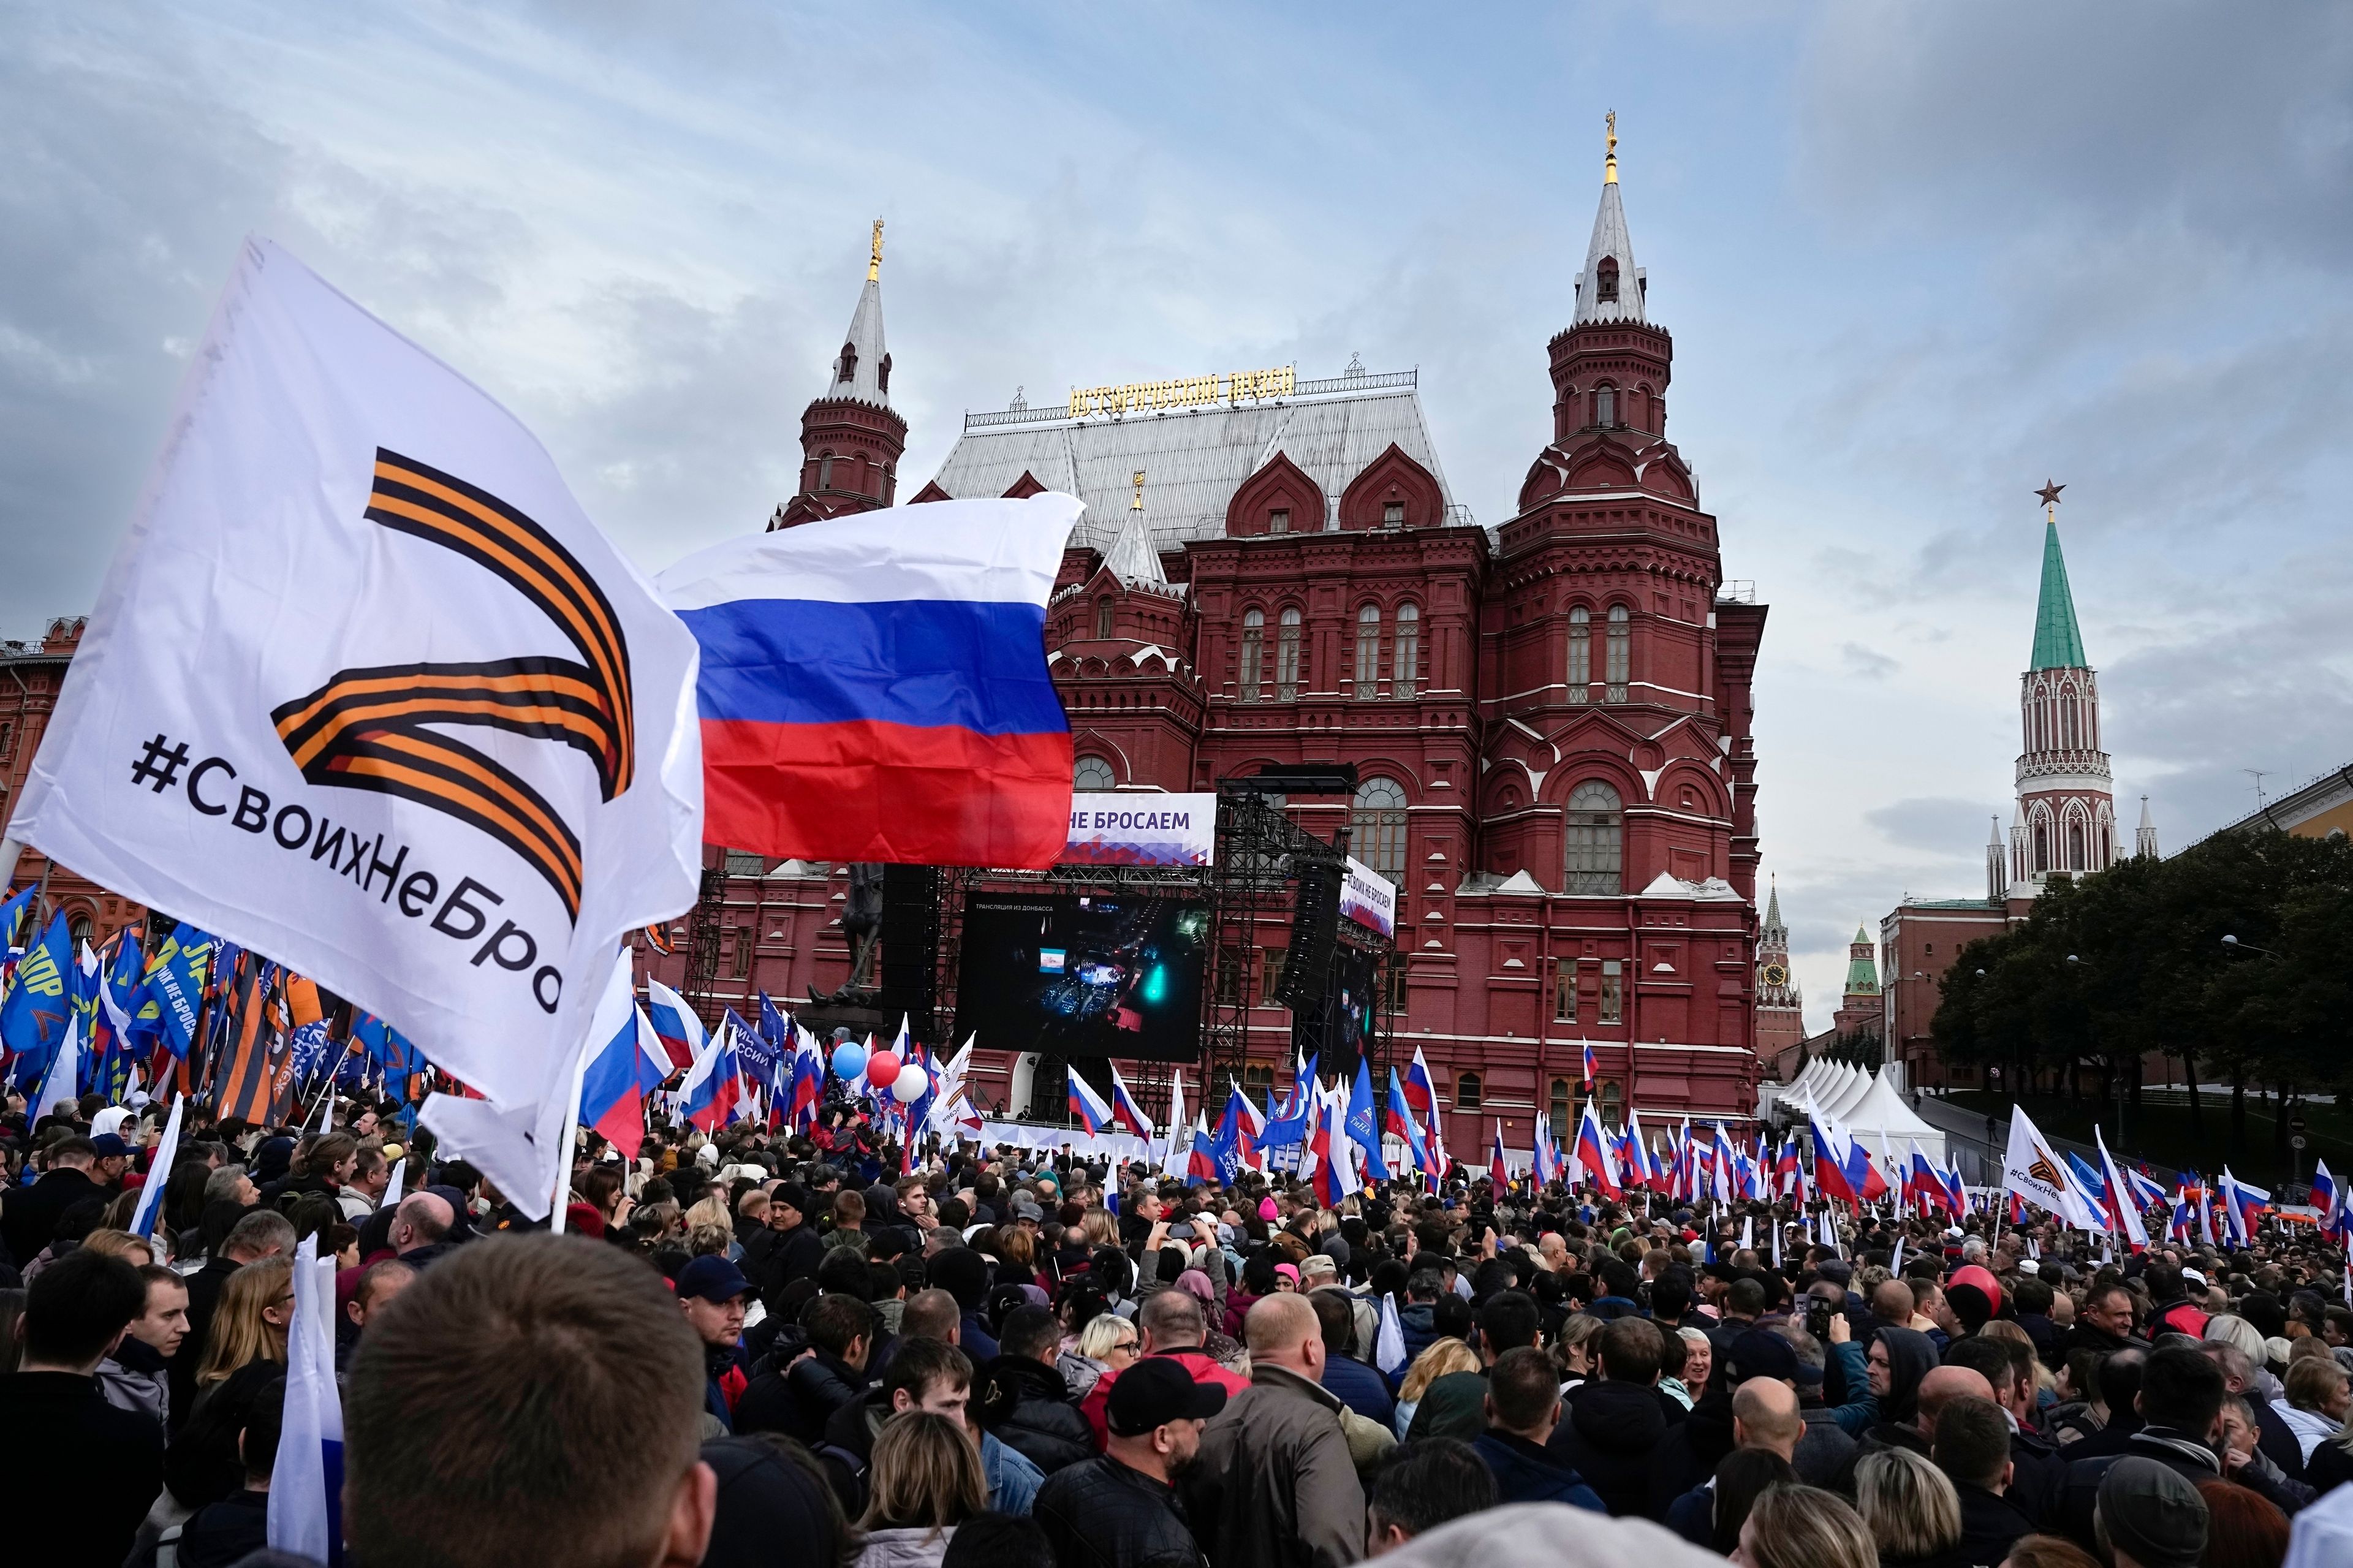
[677,1255,752,1304]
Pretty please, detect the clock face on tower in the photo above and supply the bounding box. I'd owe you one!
[1761,963,1789,988]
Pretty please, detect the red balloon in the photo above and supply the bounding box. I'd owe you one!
[866,1050,901,1088]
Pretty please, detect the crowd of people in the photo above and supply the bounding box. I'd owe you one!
[3,1086,2352,1568]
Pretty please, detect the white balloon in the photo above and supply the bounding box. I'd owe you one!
[892,1070,926,1104]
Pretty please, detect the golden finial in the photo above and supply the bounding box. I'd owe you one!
[1604,110,1618,184]
[868,218,884,282]
[1131,470,1146,510]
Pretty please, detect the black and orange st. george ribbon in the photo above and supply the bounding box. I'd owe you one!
[272,449,635,920]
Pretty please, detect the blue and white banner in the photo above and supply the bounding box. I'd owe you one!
[1063,793,1217,868]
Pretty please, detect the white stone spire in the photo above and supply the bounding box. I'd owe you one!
[1987,816,2006,904]
[1573,115,1646,325]
[824,219,891,407]
[1101,469,1167,587]
[2136,795,2160,858]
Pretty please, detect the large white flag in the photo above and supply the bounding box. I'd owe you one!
[10,241,701,1213]
[2003,1106,2102,1230]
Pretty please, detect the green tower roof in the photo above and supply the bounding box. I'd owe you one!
[1844,923,1881,996]
[2029,518,2089,670]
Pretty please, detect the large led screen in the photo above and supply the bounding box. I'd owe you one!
[954,892,1208,1062]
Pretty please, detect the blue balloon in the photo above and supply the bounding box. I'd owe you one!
[831,1042,868,1081]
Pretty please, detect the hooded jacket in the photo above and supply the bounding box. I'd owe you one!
[98,1335,173,1429]
[1546,1379,1669,1519]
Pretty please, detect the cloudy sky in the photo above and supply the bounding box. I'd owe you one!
[6,3,2349,1028]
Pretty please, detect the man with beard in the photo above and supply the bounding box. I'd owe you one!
[1034,1357,1224,1568]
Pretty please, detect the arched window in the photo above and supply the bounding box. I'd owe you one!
[1564,781,1623,895]
[1354,604,1381,688]
[2068,818,2086,871]
[1240,610,1264,702]
[67,914,93,953]
[1455,1072,1482,1110]
[1566,605,1591,702]
[817,451,835,491]
[1275,607,1303,701]
[837,343,857,384]
[1550,1077,1572,1134]
[1095,597,1115,639]
[1601,1079,1623,1124]
[1351,777,1409,886]
[1594,385,1616,428]
[1393,604,1420,698]
[1073,756,1116,791]
[1596,257,1620,303]
[1241,1063,1275,1097]
[2034,820,2050,873]
[1605,605,1630,701]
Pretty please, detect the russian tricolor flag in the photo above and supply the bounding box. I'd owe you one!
[1107,1060,1155,1140]
[1403,1044,1439,1117]
[1575,1104,1621,1199]
[578,1003,670,1162]
[1068,1070,1115,1136]
[643,977,704,1072]
[680,1025,742,1131]
[658,495,1082,866]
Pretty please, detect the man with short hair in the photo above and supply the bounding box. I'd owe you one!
[738,1290,873,1441]
[1943,1334,2067,1525]
[1472,1345,1605,1511]
[339,1145,392,1220]
[1308,1289,1395,1427]
[805,1333,983,1516]
[1406,1289,1539,1442]
[99,1262,189,1427]
[1181,1293,1366,1568]
[2059,1344,2300,1548]
[1081,1284,1249,1446]
[1934,1395,2035,1567]
[0,1135,107,1264]
[1661,1379,1803,1544]
[901,1286,962,1345]
[986,1305,1096,1474]
[0,1249,167,1563]
[346,1233,716,1568]
[1363,1437,1498,1555]
[1548,1314,1672,1517]
[1036,1357,1225,1568]
[2066,1282,2137,1358]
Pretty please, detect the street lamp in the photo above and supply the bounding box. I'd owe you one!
[2221,934,2281,957]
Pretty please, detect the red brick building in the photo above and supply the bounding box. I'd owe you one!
[0,618,149,945]
[653,132,1776,1148]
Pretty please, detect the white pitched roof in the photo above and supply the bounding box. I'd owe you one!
[823,275,890,409]
[1574,179,1646,326]
[924,374,1460,552]
[1099,498,1168,587]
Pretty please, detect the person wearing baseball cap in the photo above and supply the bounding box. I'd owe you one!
[676,1256,754,1431]
[1034,1356,1223,1568]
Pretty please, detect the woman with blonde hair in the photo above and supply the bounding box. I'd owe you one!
[1552,1311,1604,1391]
[1394,1336,1480,1439]
[1853,1448,1965,1567]
[78,1229,155,1268]
[1734,1482,1877,1568]
[856,1411,987,1568]
[1078,1208,1120,1249]
[194,1256,294,1395]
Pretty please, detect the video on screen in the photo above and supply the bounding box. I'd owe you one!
[955,892,1208,1062]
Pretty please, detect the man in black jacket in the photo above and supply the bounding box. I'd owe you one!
[982,1306,1094,1475]
[1547,1314,1671,1517]
[0,1248,165,1566]
[2058,1345,2302,1550]
[735,1291,872,1442]
[0,1135,108,1267]
[744,1183,826,1306]
[1933,1396,2036,1568]
[1036,1356,1222,1568]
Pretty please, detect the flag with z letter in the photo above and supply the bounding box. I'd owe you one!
[6,241,702,1217]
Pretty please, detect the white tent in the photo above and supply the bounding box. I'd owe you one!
[1833,1069,1947,1165]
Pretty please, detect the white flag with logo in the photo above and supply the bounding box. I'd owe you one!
[10,241,702,1213]
[2003,1106,2102,1230]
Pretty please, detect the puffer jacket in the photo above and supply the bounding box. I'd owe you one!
[98,1337,173,1429]
[1180,1363,1366,1568]
[980,1355,1095,1475]
[856,1525,955,1568]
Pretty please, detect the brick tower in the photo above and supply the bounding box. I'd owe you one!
[1753,879,1806,1065]
[2007,483,2115,888]
[1830,923,1881,1038]
[771,220,907,530]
